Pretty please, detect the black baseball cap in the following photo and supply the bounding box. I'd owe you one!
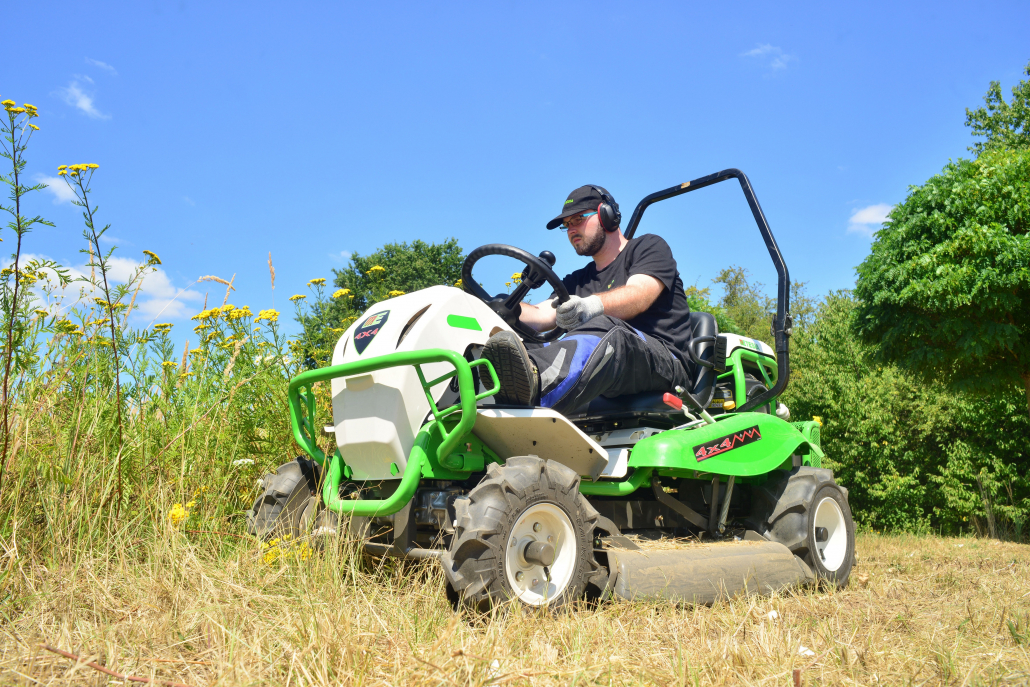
[546,185,609,230]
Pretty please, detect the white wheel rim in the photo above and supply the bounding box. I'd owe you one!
[503,502,577,606]
[813,496,848,572]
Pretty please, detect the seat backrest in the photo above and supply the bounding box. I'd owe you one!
[687,311,718,407]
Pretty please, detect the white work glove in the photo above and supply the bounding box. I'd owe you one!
[553,295,604,330]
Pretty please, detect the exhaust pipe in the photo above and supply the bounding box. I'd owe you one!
[606,540,814,604]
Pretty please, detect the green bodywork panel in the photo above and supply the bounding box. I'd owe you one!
[446,314,482,331]
[628,412,822,478]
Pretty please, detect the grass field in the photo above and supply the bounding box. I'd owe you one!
[2,524,1028,686]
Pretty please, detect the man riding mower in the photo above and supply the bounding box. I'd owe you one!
[248,169,856,611]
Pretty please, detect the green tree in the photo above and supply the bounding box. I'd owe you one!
[965,61,1030,154]
[331,238,465,314]
[784,291,1030,536]
[853,148,1030,417]
[295,239,465,367]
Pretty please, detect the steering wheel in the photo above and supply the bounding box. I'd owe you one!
[460,244,571,343]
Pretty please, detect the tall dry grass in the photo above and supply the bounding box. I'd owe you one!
[2,514,1029,685]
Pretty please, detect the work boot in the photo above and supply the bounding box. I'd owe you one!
[481,330,539,406]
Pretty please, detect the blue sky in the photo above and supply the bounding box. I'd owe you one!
[5,1,1029,340]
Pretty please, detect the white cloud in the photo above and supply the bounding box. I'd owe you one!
[11,252,202,323]
[741,44,795,70]
[182,196,195,206]
[85,58,117,74]
[99,234,132,246]
[329,250,352,263]
[54,80,110,119]
[847,203,894,236]
[35,175,77,204]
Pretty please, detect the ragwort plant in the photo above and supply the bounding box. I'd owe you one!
[0,96,52,497]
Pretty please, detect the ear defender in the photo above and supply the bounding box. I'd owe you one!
[590,185,622,232]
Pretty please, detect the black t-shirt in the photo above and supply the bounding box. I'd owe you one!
[559,234,692,367]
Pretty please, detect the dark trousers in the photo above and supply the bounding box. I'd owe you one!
[526,316,689,414]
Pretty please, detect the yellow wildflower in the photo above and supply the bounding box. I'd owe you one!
[9,107,25,114]
[93,297,109,306]
[308,278,326,286]
[34,309,49,317]
[58,170,67,176]
[162,360,178,368]
[512,272,522,285]
[0,100,14,107]
[367,265,385,274]
[87,163,99,169]
[255,309,280,323]
[57,165,67,170]
[289,294,306,302]
[332,288,351,298]
[454,279,463,288]
[505,282,511,288]
[168,503,189,526]
[221,304,236,313]
[388,290,405,297]
[226,305,253,321]
[142,250,161,265]
[28,124,38,131]
[23,103,37,111]
[69,170,79,177]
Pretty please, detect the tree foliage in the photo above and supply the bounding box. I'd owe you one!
[295,239,465,367]
[853,148,1030,415]
[783,292,1030,537]
[965,60,1030,154]
[332,238,465,314]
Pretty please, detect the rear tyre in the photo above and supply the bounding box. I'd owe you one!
[441,455,602,611]
[749,467,856,588]
[246,457,321,540]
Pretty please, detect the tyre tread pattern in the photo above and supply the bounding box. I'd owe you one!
[441,455,602,610]
[245,457,321,540]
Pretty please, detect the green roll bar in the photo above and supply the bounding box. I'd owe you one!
[287,348,498,517]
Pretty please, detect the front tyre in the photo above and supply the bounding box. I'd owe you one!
[441,455,601,611]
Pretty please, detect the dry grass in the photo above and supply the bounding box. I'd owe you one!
[2,527,1029,686]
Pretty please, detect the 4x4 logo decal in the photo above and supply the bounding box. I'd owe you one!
[354,310,389,354]
[693,425,762,460]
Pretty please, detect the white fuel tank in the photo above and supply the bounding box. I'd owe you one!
[330,286,511,480]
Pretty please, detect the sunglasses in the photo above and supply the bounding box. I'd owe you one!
[560,211,597,231]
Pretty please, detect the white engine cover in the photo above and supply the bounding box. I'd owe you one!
[330,286,511,480]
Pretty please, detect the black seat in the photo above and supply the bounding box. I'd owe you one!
[563,311,718,420]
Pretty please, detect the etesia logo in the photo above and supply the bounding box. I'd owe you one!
[740,339,760,351]
[564,198,574,205]
[354,310,390,354]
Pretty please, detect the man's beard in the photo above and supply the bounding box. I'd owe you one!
[573,230,606,256]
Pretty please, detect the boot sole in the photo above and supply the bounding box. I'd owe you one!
[483,332,538,406]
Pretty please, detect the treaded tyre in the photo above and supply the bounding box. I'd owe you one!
[749,466,856,588]
[246,457,321,540]
[441,455,602,611]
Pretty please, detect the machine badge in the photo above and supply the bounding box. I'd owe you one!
[693,425,762,461]
[354,310,389,354]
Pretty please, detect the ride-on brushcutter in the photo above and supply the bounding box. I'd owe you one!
[248,169,856,610]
